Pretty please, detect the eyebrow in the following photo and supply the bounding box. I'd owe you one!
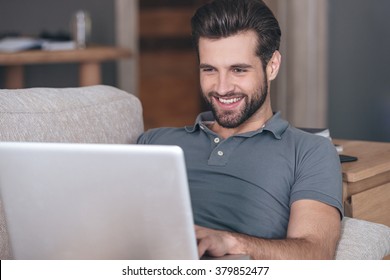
[230,63,253,69]
[199,63,214,69]
[199,63,254,69]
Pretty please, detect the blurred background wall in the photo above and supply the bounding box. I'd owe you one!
[328,0,390,142]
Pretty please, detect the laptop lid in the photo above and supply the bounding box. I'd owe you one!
[0,142,198,260]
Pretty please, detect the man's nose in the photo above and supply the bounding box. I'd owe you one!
[215,73,234,95]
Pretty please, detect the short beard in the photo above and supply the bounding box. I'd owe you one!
[203,77,268,129]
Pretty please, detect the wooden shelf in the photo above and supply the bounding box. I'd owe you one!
[0,46,132,65]
[0,46,132,88]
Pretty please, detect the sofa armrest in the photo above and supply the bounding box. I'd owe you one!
[335,217,390,259]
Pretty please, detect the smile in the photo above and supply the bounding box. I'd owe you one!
[218,97,243,104]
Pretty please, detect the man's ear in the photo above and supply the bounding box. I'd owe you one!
[266,51,281,81]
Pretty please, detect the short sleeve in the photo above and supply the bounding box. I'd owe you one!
[290,136,344,217]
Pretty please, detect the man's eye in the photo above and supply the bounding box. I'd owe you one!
[233,68,246,73]
[201,68,214,72]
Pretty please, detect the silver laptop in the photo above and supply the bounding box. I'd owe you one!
[0,142,198,260]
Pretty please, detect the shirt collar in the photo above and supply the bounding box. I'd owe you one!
[263,112,289,139]
[185,111,214,133]
[185,111,289,139]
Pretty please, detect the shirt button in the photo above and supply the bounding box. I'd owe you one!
[217,150,224,156]
[214,137,220,144]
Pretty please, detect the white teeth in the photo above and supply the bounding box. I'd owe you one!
[218,97,242,104]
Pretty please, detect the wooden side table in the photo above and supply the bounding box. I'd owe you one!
[334,139,390,227]
[0,46,132,88]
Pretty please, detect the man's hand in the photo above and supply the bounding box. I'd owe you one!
[195,225,240,258]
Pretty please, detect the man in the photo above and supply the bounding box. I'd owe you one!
[137,0,343,259]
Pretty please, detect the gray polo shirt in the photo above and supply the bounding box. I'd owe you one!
[137,112,343,239]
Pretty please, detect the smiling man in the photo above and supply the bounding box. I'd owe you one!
[198,30,275,138]
[137,0,343,259]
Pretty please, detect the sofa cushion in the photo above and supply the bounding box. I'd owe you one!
[335,217,390,259]
[0,85,144,144]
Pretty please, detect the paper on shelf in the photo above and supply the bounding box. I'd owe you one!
[0,37,43,52]
[41,41,76,51]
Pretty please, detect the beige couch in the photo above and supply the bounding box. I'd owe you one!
[1,85,389,259]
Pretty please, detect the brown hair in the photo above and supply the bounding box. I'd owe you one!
[191,0,281,68]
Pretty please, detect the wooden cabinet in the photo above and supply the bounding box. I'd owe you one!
[334,140,390,227]
[139,1,209,129]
